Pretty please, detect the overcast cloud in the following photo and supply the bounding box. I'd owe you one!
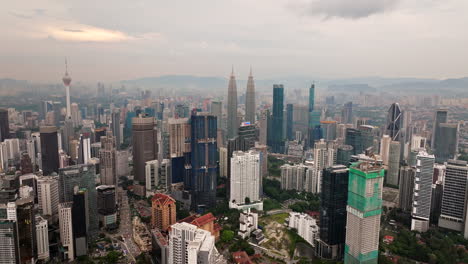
[0,0,467,82]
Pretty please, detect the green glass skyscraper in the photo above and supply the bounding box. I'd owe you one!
[269,84,284,153]
[309,84,315,113]
[345,162,384,264]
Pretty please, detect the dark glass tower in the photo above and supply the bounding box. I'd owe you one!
[309,84,315,113]
[132,115,158,189]
[431,109,448,149]
[336,145,353,166]
[40,126,59,175]
[0,108,9,142]
[317,165,349,260]
[16,198,37,263]
[386,103,403,141]
[186,112,218,211]
[269,84,284,153]
[286,104,294,141]
[434,123,459,163]
[341,102,353,124]
[72,188,88,257]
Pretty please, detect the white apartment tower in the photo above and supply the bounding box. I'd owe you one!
[411,151,435,232]
[59,202,74,261]
[37,176,59,216]
[230,150,261,207]
[36,215,50,261]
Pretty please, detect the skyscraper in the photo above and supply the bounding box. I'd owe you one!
[40,126,59,175]
[0,208,19,264]
[398,166,415,212]
[386,103,403,141]
[99,131,116,186]
[0,108,9,142]
[151,193,176,231]
[431,109,448,149]
[186,112,218,210]
[336,145,353,166]
[434,123,459,163]
[227,68,238,139]
[16,197,37,264]
[37,175,59,216]
[210,101,223,130]
[286,104,294,141]
[438,160,468,238]
[345,162,384,264]
[96,185,117,228]
[270,84,284,153]
[59,202,74,261]
[341,102,353,124]
[35,215,50,261]
[72,188,88,257]
[111,110,122,149]
[411,151,435,232]
[317,165,349,260]
[387,141,401,186]
[309,84,315,113]
[132,115,158,194]
[229,150,261,209]
[245,68,256,124]
[380,135,391,165]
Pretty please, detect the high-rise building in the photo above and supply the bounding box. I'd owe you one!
[145,159,171,195]
[168,222,217,264]
[58,164,98,236]
[411,151,435,232]
[341,102,353,124]
[0,214,19,264]
[210,101,223,130]
[286,104,294,141]
[72,188,88,257]
[345,126,375,155]
[434,123,459,163]
[168,118,190,158]
[321,121,337,141]
[336,145,353,166]
[438,160,468,238]
[309,84,315,113]
[431,109,448,149]
[314,139,336,172]
[229,150,261,209]
[132,115,158,194]
[344,162,384,264]
[151,193,176,231]
[258,110,269,146]
[0,108,9,142]
[245,68,256,124]
[386,103,403,141]
[16,197,37,264]
[40,126,59,175]
[269,84,284,153]
[186,112,218,210]
[238,123,257,150]
[219,147,228,178]
[380,135,391,165]
[71,103,81,127]
[37,175,59,216]
[35,215,50,261]
[280,163,317,193]
[96,185,117,228]
[227,69,238,139]
[387,141,401,186]
[99,131,116,186]
[316,165,349,260]
[59,202,74,261]
[398,166,415,212]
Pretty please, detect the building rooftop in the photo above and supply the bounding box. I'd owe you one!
[151,193,175,205]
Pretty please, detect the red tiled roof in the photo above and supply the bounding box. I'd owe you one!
[151,193,175,205]
[179,215,198,224]
[192,213,216,227]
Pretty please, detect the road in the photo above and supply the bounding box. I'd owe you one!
[118,191,141,262]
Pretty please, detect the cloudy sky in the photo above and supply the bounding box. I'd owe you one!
[1,0,467,82]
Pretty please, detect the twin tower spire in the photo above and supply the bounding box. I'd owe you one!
[227,67,255,139]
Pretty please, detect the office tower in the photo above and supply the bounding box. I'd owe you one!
[52,101,63,126]
[132,115,158,194]
[269,84,285,153]
[286,104,294,141]
[321,121,337,141]
[62,118,74,154]
[316,165,349,260]
[16,198,37,263]
[219,147,228,178]
[431,181,443,225]
[186,112,218,210]
[387,141,401,186]
[168,222,217,264]
[0,217,19,264]
[380,135,391,165]
[238,123,257,149]
[309,84,315,113]
[62,60,72,120]
[344,162,384,264]
[227,68,238,139]
[168,118,190,158]
[434,123,459,163]
[96,185,117,228]
[59,202,74,261]
[431,109,448,149]
[111,110,122,149]
[411,151,435,232]
[258,110,269,145]
[229,150,261,208]
[0,108,9,142]
[386,103,403,141]
[70,103,81,127]
[20,153,33,174]
[99,131,116,186]
[411,135,426,151]
[341,102,353,124]
[345,126,375,155]
[398,166,415,212]
[245,69,256,125]
[336,145,353,166]
[94,127,106,142]
[37,176,59,216]
[72,188,88,257]
[116,150,130,178]
[35,215,49,261]
[439,160,468,238]
[151,193,176,231]
[77,134,91,164]
[58,164,98,236]
[210,101,223,130]
[40,126,59,175]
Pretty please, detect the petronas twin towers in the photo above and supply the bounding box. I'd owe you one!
[227,68,255,139]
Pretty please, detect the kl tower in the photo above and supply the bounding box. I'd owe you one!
[62,59,72,119]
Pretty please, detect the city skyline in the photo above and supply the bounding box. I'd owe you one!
[2,1,468,82]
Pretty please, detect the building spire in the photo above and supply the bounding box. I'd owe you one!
[65,58,68,75]
[249,66,252,77]
[231,65,234,76]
